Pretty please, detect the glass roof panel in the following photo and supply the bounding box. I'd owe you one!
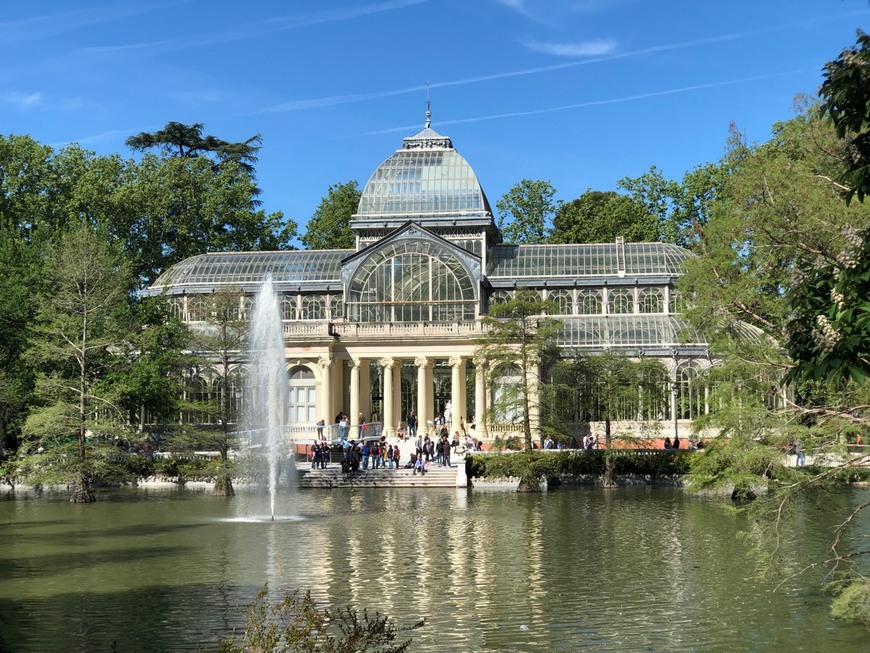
[487,243,691,278]
[555,315,706,349]
[149,250,352,292]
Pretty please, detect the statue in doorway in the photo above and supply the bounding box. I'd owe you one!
[444,401,452,425]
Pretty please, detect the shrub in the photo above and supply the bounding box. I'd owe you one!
[220,585,423,652]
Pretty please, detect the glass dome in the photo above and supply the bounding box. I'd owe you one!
[356,127,492,219]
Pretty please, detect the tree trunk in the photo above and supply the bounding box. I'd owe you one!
[516,458,542,493]
[70,476,96,503]
[212,469,235,497]
[602,417,617,487]
[516,474,542,492]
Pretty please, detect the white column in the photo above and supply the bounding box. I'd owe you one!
[381,357,395,438]
[319,357,333,433]
[475,363,487,438]
[392,361,402,429]
[359,359,371,422]
[449,356,465,435]
[416,355,430,436]
[425,359,435,434]
[349,358,361,440]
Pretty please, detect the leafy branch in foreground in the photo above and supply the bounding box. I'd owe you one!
[220,585,424,653]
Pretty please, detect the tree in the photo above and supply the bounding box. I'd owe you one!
[496,179,557,244]
[550,190,658,244]
[301,180,361,250]
[124,123,296,287]
[617,164,725,247]
[126,121,263,177]
[111,298,190,434]
[477,290,562,475]
[15,225,134,502]
[819,29,870,203]
[571,352,667,486]
[184,289,248,497]
[678,104,870,621]
[121,154,296,287]
[0,227,42,456]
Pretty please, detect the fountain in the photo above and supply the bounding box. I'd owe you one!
[242,274,295,521]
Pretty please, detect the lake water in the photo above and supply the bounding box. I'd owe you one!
[1,485,867,652]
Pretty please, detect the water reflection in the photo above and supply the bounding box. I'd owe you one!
[0,486,867,652]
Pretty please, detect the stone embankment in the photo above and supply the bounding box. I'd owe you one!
[297,463,462,488]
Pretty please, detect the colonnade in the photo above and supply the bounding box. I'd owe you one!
[316,353,486,440]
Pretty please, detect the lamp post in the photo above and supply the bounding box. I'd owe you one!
[671,381,680,444]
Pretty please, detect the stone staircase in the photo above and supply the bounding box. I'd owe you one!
[297,462,463,489]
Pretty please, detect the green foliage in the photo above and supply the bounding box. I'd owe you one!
[617,164,724,247]
[126,121,263,177]
[685,436,788,500]
[478,290,562,452]
[221,585,422,653]
[830,578,870,626]
[819,30,870,204]
[496,179,557,244]
[550,190,658,244]
[467,450,691,481]
[784,222,870,385]
[121,154,295,287]
[111,297,190,428]
[301,181,361,250]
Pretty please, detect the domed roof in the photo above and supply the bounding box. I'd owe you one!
[355,123,492,220]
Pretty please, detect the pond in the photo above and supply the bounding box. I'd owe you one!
[0,485,867,652]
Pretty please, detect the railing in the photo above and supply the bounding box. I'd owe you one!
[333,321,484,339]
[232,422,383,444]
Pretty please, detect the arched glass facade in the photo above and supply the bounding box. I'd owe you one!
[347,240,476,323]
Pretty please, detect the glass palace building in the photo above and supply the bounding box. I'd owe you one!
[146,118,710,443]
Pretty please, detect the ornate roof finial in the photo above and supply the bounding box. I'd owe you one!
[425,81,431,129]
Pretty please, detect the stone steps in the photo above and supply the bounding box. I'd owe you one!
[297,464,461,488]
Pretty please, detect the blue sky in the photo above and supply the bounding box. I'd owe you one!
[3,0,869,242]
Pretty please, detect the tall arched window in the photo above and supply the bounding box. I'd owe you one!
[281,295,297,321]
[489,290,512,308]
[169,298,184,320]
[187,297,207,322]
[241,297,254,321]
[329,295,343,319]
[547,289,573,315]
[348,240,476,323]
[608,288,634,315]
[639,288,663,313]
[676,361,706,419]
[577,289,602,315]
[301,295,325,320]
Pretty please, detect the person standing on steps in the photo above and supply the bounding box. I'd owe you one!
[407,410,417,439]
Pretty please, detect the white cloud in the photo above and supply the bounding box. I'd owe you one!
[1,90,43,109]
[523,38,617,57]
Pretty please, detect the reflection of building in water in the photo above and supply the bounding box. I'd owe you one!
[146,109,723,445]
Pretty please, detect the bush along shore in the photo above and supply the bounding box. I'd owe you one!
[466,450,693,488]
